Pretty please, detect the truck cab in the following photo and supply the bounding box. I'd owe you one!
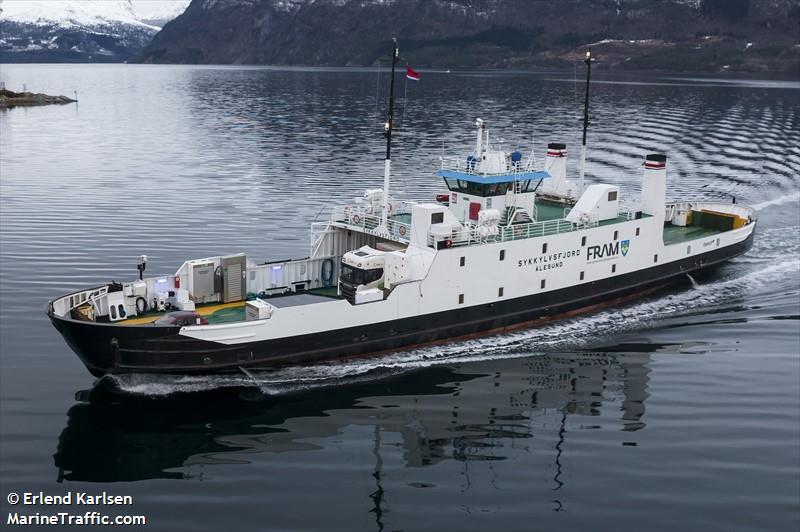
[338,246,386,305]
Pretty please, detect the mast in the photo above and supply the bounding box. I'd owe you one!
[578,48,593,197]
[379,38,399,234]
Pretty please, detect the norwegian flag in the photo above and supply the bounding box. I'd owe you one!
[406,66,421,81]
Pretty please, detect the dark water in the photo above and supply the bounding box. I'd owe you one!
[1,64,798,531]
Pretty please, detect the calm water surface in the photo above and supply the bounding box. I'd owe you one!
[1,65,798,531]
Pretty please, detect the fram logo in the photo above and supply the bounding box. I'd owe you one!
[587,239,630,262]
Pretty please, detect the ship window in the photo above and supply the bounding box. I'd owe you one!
[431,212,444,224]
[443,178,459,190]
[581,236,587,247]
[613,230,619,241]
[542,243,548,254]
[608,191,618,201]
[450,180,492,197]
[654,254,658,263]
[110,305,117,319]
[458,294,464,304]
[118,304,126,318]
[460,256,465,267]
[716,238,720,246]
[499,249,505,261]
[517,180,535,192]
[580,271,584,281]
[498,287,504,297]
[612,264,616,273]
[540,280,546,289]
[636,227,640,236]
[486,183,510,196]
[687,245,691,254]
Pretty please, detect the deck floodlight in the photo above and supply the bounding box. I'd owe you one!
[137,255,148,280]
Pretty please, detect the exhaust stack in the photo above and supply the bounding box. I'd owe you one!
[641,153,667,225]
[541,142,568,196]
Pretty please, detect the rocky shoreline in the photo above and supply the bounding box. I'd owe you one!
[0,89,77,109]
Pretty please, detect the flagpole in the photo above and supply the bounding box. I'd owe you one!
[379,38,398,235]
[402,73,408,123]
[578,49,592,198]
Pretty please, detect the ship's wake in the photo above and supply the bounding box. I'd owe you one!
[106,229,798,397]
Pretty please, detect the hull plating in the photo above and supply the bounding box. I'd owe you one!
[49,230,755,377]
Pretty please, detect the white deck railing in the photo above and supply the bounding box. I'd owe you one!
[426,217,598,248]
[331,205,412,243]
[440,156,544,176]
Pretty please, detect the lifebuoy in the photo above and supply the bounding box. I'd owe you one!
[353,214,362,225]
[399,225,407,236]
[321,258,335,288]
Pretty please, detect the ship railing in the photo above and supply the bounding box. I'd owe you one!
[440,156,543,176]
[331,205,412,242]
[426,217,598,248]
[664,199,757,222]
[49,285,109,318]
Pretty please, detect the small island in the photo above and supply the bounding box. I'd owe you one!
[0,88,77,109]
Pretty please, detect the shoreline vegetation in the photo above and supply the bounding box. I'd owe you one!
[0,88,77,109]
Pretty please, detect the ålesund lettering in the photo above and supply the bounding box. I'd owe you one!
[518,249,581,272]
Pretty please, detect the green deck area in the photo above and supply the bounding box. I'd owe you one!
[534,200,570,222]
[309,286,340,298]
[662,224,722,245]
[392,213,412,225]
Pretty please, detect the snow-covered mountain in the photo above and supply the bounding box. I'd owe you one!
[0,0,188,62]
[135,0,190,28]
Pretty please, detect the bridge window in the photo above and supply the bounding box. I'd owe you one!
[608,191,618,201]
[431,212,444,224]
[517,180,536,192]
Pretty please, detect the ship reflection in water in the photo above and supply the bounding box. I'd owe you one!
[55,349,654,488]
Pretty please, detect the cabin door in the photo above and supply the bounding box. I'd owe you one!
[221,255,246,303]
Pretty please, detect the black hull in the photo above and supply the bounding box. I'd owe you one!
[49,230,755,377]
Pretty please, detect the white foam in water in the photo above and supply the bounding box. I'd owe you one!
[110,250,798,397]
[751,191,800,211]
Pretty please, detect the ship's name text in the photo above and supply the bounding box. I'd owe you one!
[518,249,581,271]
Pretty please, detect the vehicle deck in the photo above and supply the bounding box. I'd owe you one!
[119,287,340,325]
[662,224,722,245]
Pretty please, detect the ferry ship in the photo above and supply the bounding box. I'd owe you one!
[47,45,756,376]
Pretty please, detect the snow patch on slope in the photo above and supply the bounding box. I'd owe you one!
[0,0,159,30]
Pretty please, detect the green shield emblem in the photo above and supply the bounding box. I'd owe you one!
[621,240,630,256]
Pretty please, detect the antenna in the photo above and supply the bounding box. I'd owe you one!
[378,38,399,235]
[578,49,594,197]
